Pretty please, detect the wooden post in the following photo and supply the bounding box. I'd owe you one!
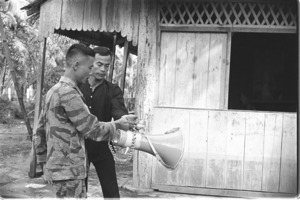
[133,0,158,189]
[120,40,129,91]
[28,38,47,178]
[0,14,33,138]
[108,34,117,82]
[33,38,47,138]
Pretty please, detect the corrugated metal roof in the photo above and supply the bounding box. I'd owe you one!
[23,0,141,47]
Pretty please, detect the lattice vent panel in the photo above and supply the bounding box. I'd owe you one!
[159,1,297,28]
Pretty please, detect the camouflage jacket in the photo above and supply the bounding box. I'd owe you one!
[34,76,116,181]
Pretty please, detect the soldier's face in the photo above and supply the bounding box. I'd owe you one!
[76,56,94,84]
[90,54,111,80]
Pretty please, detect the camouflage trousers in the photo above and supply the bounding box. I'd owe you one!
[52,179,87,198]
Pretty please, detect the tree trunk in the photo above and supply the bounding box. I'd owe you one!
[0,58,7,95]
[0,14,33,138]
[28,38,47,178]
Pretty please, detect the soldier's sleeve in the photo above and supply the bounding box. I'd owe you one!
[111,85,128,120]
[34,109,47,164]
[62,91,116,141]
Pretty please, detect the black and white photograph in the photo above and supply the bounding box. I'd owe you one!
[0,0,298,198]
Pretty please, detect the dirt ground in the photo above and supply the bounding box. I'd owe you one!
[0,120,31,188]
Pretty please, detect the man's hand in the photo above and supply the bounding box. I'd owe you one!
[40,163,53,185]
[115,115,137,131]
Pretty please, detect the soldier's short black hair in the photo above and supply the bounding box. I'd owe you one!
[66,43,95,67]
[93,46,112,58]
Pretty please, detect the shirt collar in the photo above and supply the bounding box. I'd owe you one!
[59,76,77,87]
[88,77,105,92]
[59,76,84,97]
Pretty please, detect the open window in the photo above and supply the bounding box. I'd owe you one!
[228,33,297,112]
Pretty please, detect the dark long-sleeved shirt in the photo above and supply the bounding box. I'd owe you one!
[79,79,128,162]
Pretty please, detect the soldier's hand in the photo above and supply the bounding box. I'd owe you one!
[41,163,53,185]
[136,120,145,130]
[43,174,53,185]
[115,115,137,131]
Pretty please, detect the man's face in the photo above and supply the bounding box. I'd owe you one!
[90,54,111,80]
[76,55,94,84]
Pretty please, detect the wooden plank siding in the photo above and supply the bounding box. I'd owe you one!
[158,32,229,109]
[192,34,210,108]
[174,33,195,107]
[279,114,297,193]
[206,34,228,109]
[186,110,208,187]
[38,0,140,45]
[151,108,297,194]
[225,112,245,190]
[242,112,265,191]
[262,113,282,192]
[158,33,177,106]
[132,0,158,189]
[206,111,227,188]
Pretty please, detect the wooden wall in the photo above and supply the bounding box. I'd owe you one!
[151,107,297,194]
[158,32,230,109]
[132,0,158,189]
[152,31,297,195]
[133,6,297,195]
[155,30,297,195]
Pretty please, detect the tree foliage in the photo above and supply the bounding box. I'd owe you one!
[0,0,137,116]
[0,0,73,101]
[113,46,137,112]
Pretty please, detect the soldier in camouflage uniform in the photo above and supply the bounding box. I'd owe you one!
[34,43,136,198]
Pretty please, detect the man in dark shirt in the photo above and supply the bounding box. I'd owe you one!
[80,46,128,198]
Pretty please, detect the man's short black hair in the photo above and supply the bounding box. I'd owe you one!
[93,46,112,58]
[66,43,95,67]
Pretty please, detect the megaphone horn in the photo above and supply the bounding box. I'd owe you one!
[112,127,184,170]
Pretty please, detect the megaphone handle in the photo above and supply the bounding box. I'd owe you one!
[143,134,170,169]
[131,132,137,148]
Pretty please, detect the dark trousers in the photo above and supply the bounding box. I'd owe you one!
[85,149,120,198]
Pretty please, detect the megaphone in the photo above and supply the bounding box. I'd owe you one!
[112,127,184,170]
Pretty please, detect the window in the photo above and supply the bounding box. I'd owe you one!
[228,33,297,112]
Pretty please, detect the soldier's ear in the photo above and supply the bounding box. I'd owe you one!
[72,61,79,71]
